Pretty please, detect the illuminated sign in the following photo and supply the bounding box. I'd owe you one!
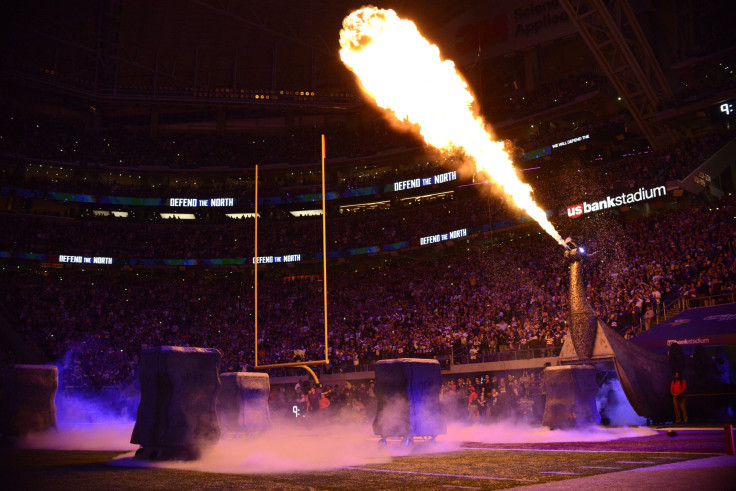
[252,254,302,264]
[566,185,666,218]
[551,134,589,149]
[169,198,235,207]
[420,228,467,245]
[703,314,736,321]
[720,102,733,115]
[393,171,457,192]
[666,337,710,346]
[59,255,113,265]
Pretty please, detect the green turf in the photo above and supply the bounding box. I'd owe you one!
[0,448,711,490]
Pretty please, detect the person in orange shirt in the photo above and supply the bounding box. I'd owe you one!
[670,372,688,423]
[468,386,479,421]
[318,392,331,410]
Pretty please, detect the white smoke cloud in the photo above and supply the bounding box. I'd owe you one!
[110,420,393,474]
[15,384,653,473]
[17,423,138,451]
[596,379,648,426]
[16,390,138,451]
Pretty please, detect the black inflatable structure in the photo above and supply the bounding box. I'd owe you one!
[372,358,445,444]
[217,372,271,433]
[1,364,57,438]
[542,365,598,428]
[131,346,221,460]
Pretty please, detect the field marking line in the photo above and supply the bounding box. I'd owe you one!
[579,466,621,469]
[461,447,721,455]
[540,471,579,475]
[440,486,481,490]
[349,467,538,482]
[615,461,657,464]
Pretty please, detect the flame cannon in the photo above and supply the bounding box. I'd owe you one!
[552,242,673,424]
[564,242,597,360]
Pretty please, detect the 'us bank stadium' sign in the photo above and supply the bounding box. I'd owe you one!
[566,185,666,219]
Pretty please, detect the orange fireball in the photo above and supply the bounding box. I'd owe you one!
[340,7,564,246]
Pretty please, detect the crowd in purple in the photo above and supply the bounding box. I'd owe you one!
[268,370,546,424]
[1,192,734,387]
[1,100,735,390]
[2,128,733,263]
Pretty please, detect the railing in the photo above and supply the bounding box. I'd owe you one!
[250,345,562,379]
[451,345,562,365]
[623,292,736,338]
[682,292,736,310]
[617,290,686,337]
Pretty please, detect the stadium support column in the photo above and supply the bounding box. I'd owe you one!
[559,0,678,150]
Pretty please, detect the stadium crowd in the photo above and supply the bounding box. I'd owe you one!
[2,127,733,264]
[1,193,734,388]
[0,116,421,169]
[1,100,735,391]
[2,123,732,220]
[268,369,547,424]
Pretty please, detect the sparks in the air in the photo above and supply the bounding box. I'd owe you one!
[339,7,565,246]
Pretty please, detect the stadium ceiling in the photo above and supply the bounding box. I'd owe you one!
[1,0,471,99]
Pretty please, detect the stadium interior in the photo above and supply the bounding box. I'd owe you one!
[1,0,735,488]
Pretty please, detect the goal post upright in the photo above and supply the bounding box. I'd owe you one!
[254,164,259,367]
[252,135,330,376]
[321,134,329,364]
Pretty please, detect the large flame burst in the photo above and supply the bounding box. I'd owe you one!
[339,7,564,246]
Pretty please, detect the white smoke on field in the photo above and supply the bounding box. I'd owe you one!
[14,370,650,472]
[596,379,648,426]
[16,390,138,451]
[110,419,393,474]
[18,398,655,473]
[109,409,463,474]
[56,390,137,425]
[17,423,137,451]
[106,411,655,475]
[444,421,655,444]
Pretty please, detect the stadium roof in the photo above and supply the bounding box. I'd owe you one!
[2,0,471,95]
